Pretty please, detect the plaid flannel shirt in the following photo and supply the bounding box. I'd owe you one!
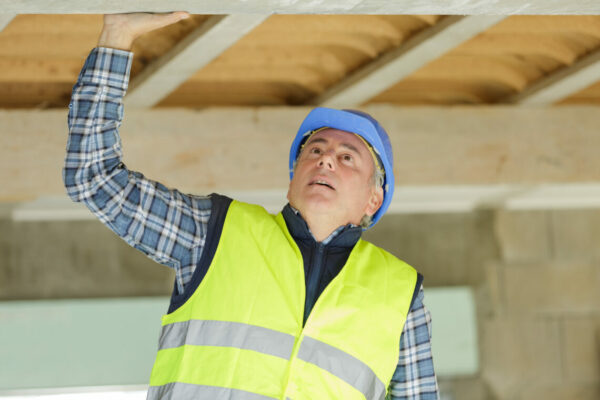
[63,47,439,399]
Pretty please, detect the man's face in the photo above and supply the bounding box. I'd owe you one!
[287,128,383,226]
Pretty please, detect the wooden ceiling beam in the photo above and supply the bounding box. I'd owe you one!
[2,1,600,15]
[125,14,268,108]
[311,16,506,107]
[3,105,600,203]
[0,13,16,32]
[507,49,600,105]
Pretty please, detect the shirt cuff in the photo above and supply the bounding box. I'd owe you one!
[77,47,134,91]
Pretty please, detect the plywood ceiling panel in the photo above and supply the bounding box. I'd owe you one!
[0,82,74,108]
[129,14,211,77]
[368,16,600,105]
[2,14,600,108]
[158,15,441,107]
[0,15,101,107]
[0,14,210,108]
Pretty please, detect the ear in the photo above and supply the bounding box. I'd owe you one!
[364,186,384,217]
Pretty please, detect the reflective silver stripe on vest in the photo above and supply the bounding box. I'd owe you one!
[159,319,295,360]
[297,336,386,400]
[147,382,278,400]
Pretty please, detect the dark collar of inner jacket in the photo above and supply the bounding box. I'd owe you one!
[281,203,362,248]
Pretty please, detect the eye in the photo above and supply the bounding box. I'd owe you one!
[309,147,322,154]
[341,154,353,163]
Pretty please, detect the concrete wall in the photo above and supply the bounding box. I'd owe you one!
[482,209,600,400]
[0,215,174,300]
[0,205,598,399]
[373,209,600,400]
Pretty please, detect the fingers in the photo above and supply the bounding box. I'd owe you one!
[102,11,191,44]
[151,11,190,29]
[172,11,191,21]
[138,11,190,34]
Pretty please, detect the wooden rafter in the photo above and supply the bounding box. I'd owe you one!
[125,14,269,108]
[0,13,16,32]
[311,16,506,107]
[507,49,600,105]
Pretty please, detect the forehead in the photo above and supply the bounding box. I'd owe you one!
[305,128,369,154]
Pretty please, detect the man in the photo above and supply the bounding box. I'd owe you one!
[63,12,439,400]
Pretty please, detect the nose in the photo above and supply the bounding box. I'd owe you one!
[317,150,335,170]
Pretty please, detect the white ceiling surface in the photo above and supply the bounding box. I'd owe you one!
[0,387,147,400]
[11,183,600,221]
[3,0,600,14]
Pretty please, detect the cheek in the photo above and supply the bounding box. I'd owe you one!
[289,165,309,192]
[288,174,300,193]
[348,175,374,203]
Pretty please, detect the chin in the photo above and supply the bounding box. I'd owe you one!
[289,187,340,216]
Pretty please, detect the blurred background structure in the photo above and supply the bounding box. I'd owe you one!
[0,2,599,399]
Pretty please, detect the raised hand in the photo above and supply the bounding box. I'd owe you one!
[98,12,190,51]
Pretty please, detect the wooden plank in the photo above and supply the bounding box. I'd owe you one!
[508,49,600,105]
[312,16,505,106]
[3,105,600,203]
[0,58,83,82]
[126,14,269,108]
[2,0,600,15]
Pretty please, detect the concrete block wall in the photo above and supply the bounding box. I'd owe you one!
[0,217,174,300]
[483,209,600,400]
[367,210,500,399]
[367,208,600,400]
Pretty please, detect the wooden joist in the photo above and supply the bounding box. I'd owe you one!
[125,14,269,108]
[312,16,505,106]
[508,49,600,105]
[0,13,15,32]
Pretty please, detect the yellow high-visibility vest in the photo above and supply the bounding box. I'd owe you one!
[148,200,418,400]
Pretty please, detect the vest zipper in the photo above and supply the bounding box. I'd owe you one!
[281,244,312,400]
[283,240,364,399]
[303,242,325,327]
[284,243,326,398]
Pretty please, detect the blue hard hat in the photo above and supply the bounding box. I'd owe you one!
[289,107,394,228]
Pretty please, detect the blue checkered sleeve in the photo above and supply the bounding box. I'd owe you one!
[63,47,211,294]
[388,285,440,399]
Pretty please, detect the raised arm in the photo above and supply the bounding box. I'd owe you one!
[63,12,212,295]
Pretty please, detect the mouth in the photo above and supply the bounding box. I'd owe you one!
[309,179,335,190]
